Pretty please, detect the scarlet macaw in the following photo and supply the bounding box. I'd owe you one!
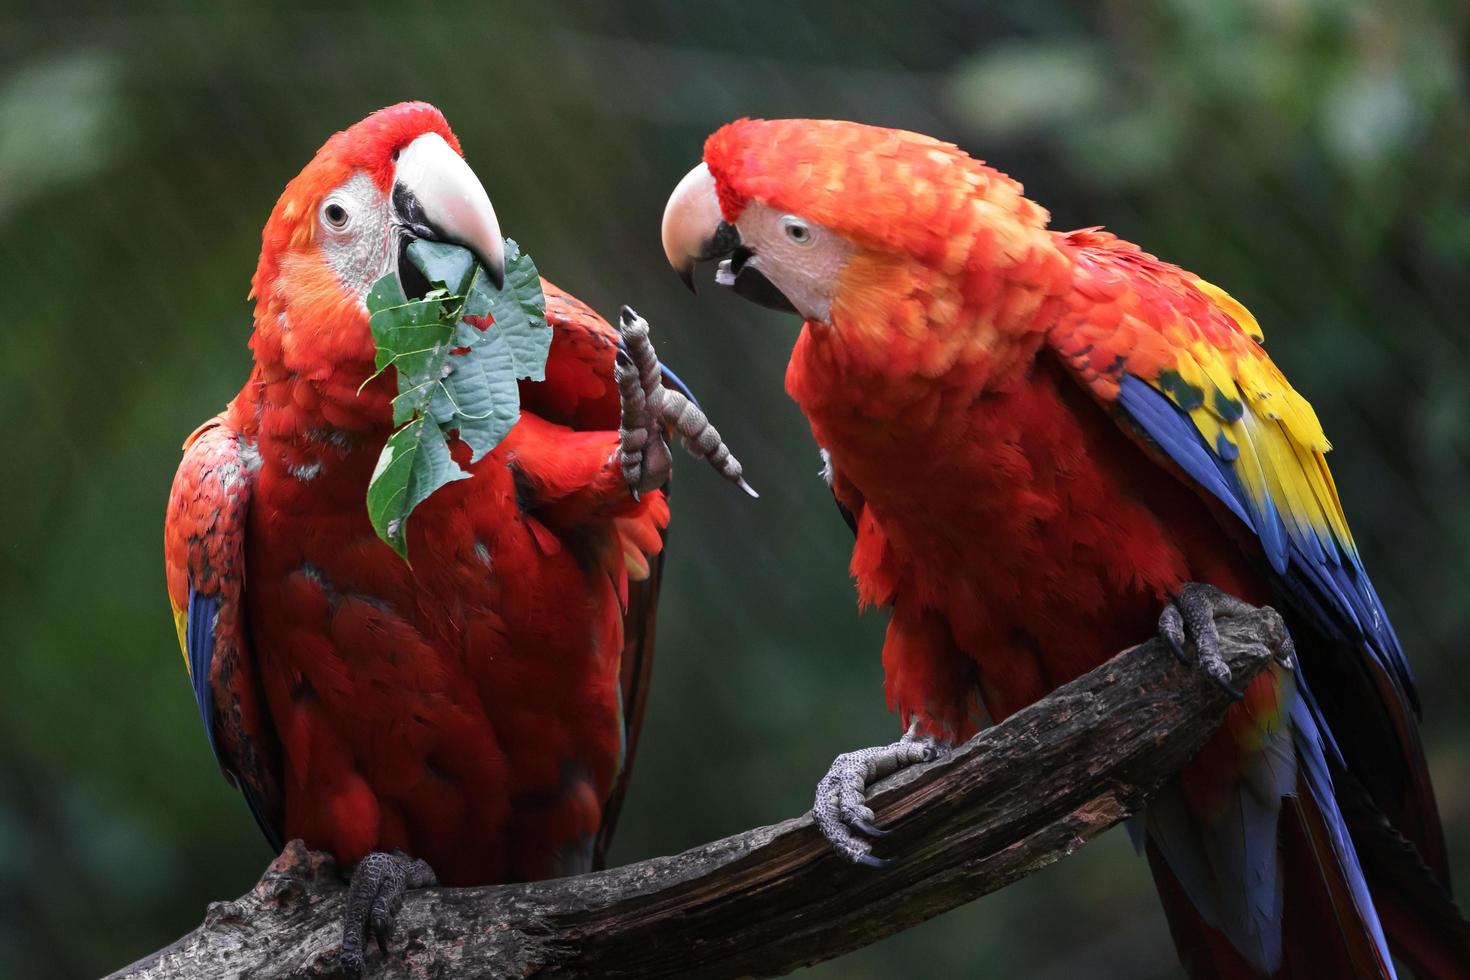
[662,119,1470,977]
[164,102,741,974]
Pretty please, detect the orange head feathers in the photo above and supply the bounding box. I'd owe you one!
[662,119,1073,386]
[700,118,1051,269]
[252,102,459,301]
[246,102,504,382]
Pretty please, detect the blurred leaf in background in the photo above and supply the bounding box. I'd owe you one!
[1,2,1467,977]
[0,49,133,222]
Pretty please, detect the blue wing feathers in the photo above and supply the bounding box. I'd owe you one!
[1118,375,1255,530]
[186,587,221,761]
[172,419,284,852]
[1119,374,1406,972]
[1116,375,1415,702]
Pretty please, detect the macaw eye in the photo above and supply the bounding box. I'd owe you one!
[781,215,813,246]
[322,201,351,230]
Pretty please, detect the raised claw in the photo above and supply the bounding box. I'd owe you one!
[657,388,758,497]
[616,306,758,498]
[614,349,663,497]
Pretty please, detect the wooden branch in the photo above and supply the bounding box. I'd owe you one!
[109,603,1284,980]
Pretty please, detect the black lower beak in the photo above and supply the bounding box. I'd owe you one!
[679,220,745,293]
[717,253,799,314]
[396,231,434,301]
[699,223,799,315]
[393,184,444,302]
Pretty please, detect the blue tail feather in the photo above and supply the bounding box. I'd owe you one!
[1289,682,1396,977]
[1144,669,1396,976]
[1144,727,1291,971]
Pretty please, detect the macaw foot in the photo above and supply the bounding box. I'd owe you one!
[339,850,437,978]
[813,721,948,868]
[615,305,757,499]
[1158,582,1296,700]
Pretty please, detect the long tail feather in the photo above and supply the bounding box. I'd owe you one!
[1147,781,1399,979]
[1145,671,1399,978]
[1333,763,1470,978]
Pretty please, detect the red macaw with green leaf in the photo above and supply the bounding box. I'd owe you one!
[164,103,746,975]
[662,118,1470,978]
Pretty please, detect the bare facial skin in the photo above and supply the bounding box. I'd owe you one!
[730,201,852,324]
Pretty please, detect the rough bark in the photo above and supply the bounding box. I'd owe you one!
[109,603,1284,980]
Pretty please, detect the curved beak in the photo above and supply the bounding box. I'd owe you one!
[393,132,505,289]
[661,161,798,315]
[661,162,737,293]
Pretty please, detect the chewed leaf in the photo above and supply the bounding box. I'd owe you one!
[443,325,520,461]
[470,239,551,381]
[363,239,552,561]
[406,239,477,298]
[366,417,471,560]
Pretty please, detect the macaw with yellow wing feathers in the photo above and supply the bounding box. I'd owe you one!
[662,118,1470,978]
[164,103,749,976]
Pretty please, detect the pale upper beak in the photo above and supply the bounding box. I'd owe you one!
[393,132,505,289]
[660,161,798,314]
[661,162,736,293]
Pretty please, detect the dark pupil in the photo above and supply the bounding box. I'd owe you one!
[326,204,347,225]
[790,225,807,240]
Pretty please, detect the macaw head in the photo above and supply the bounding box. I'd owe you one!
[661,118,1061,349]
[250,102,504,368]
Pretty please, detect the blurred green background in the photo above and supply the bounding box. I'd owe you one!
[3,1,1469,976]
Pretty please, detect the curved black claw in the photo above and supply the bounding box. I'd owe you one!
[1159,582,1286,701]
[340,851,437,978]
[850,815,892,838]
[813,723,946,867]
[855,852,895,870]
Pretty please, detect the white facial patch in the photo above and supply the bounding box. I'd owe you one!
[318,170,395,299]
[735,201,853,323]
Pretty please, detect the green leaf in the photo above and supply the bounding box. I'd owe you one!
[366,276,454,382]
[442,324,520,461]
[366,416,471,560]
[404,239,477,297]
[468,239,551,381]
[362,238,553,561]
